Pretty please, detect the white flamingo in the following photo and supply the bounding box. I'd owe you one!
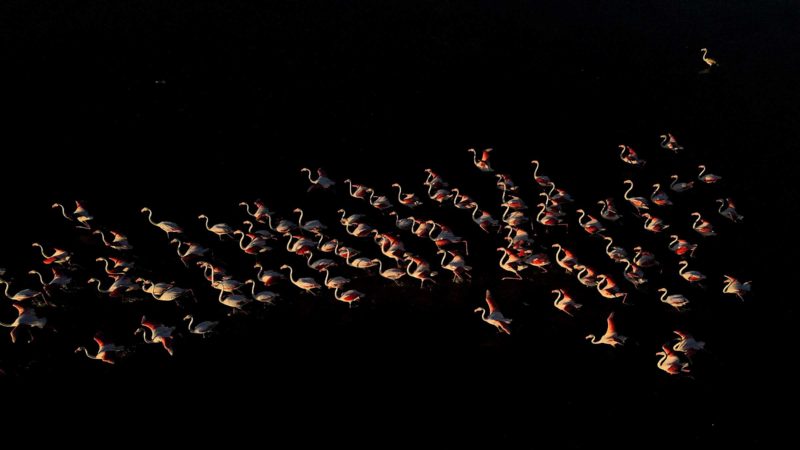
[655,344,691,375]
[552,289,582,317]
[141,207,183,237]
[301,167,336,190]
[184,315,219,338]
[691,212,716,237]
[198,214,234,239]
[697,165,722,184]
[657,288,690,311]
[669,174,694,192]
[723,275,751,301]
[717,198,744,222]
[280,264,321,294]
[75,335,125,364]
[1,304,46,343]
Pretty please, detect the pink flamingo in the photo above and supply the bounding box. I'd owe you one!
[669,174,694,192]
[141,207,183,237]
[655,344,691,375]
[75,335,125,364]
[586,312,626,347]
[659,133,684,153]
[697,165,722,184]
[468,148,494,172]
[552,289,582,317]
[717,198,744,222]
[1,304,46,343]
[301,167,336,191]
[619,145,646,167]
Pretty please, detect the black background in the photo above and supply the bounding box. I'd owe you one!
[1,0,796,445]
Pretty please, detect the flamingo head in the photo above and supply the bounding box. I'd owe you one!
[690,212,700,217]
[292,208,302,213]
[530,159,539,165]
[473,307,483,313]
[467,148,475,154]
[140,207,150,213]
[391,183,400,188]
[233,230,243,235]
[87,278,99,284]
[700,48,707,52]
[623,179,633,184]
[279,264,290,270]
[94,257,105,262]
[659,134,667,139]
[698,165,706,170]
[657,288,667,293]
[183,315,192,321]
[300,168,310,173]
[633,246,642,251]
[197,215,207,220]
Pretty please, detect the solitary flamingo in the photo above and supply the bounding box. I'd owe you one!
[597,198,621,222]
[576,209,606,236]
[642,213,670,233]
[1,304,46,343]
[239,200,273,222]
[697,165,722,184]
[29,268,72,291]
[586,312,626,347]
[75,335,125,364]
[184,315,219,338]
[632,246,659,268]
[700,48,718,67]
[474,290,512,334]
[668,235,698,258]
[32,243,72,265]
[660,133,684,153]
[650,184,672,206]
[141,207,183,237]
[552,289,582,317]
[467,148,493,172]
[553,243,579,273]
[656,344,691,375]
[301,167,336,191]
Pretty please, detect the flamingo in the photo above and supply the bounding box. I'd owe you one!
[552,289,582,317]
[474,290,512,334]
[427,183,453,204]
[469,206,499,234]
[658,288,690,311]
[642,213,670,233]
[503,205,530,228]
[602,237,628,263]
[697,165,722,184]
[597,198,621,222]
[184,315,219,338]
[405,256,437,288]
[530,160,551,187]
[691,212,717,237]
[717,198,744,222]
[217,286,252,313]
[575,264,600,288]
[1,304,46,343]
[367,188,394,210]
[333,287,365,308]
[344,249,378,270]
[437,250,472,282]
[170,239,210,266]
[136,317,175,356]
[656,344,691,375]
[576,209,606,236]
[388,211,415,231]
[669,174,694,192]
[136,278,174,297]
[344,179,370,199]
[305,251,338,272]
[595,275,629,304]
[619,145,646,167]
[52,201,93,229]
[586,312,627,347]
[672,331,706,357]
[678,261,706,285]
[506,226,534,249]
[321,268,351,289]
[452,188,478,210]
[496,173,518,192]
[423,168,448,189]
[244,280,280,304]
[723,275,752,301]
[75,335,125,364]
[668,235,698,258]
[650,184,672,206]
[372,259,405,284]
[338,209,366,226]
[93,230,133,251]
[391,183,423,207]
[280,264,321,294]
[552,243,579,273]
[623,180,650,213]
[0,280,44,302]
[87,277,139,295]
[242,220,275,239]
[239,200,273,223]
[301,167,336,191]
[524,252,551,272]
[265,213,297,234]
[632,246,659,268]
[233,230,271,255]
[546,182,574,204]
[150,286,193,303]
[622,259,647,287]
[700,48,718,67]
[32,242,72,265]
[141,207,183,237]
[536,203,566,228]
[294,208,327,233]
[198,214,234,239]
[254,263,285,286]
[497,248,524,281]
[428,222,469,255]
[467,148,493,172]
[28,269,72,290]
[660,133,684,153]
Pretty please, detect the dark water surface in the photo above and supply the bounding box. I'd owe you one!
[1,0,796,445]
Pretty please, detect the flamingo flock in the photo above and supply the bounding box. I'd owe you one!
[0,137,750,378]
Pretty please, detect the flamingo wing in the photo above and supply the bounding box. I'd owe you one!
[606,312,617,334]
[485,290,498,314]
[12,304,25,314]
[481,149,491,162]
[93,336,106,349]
